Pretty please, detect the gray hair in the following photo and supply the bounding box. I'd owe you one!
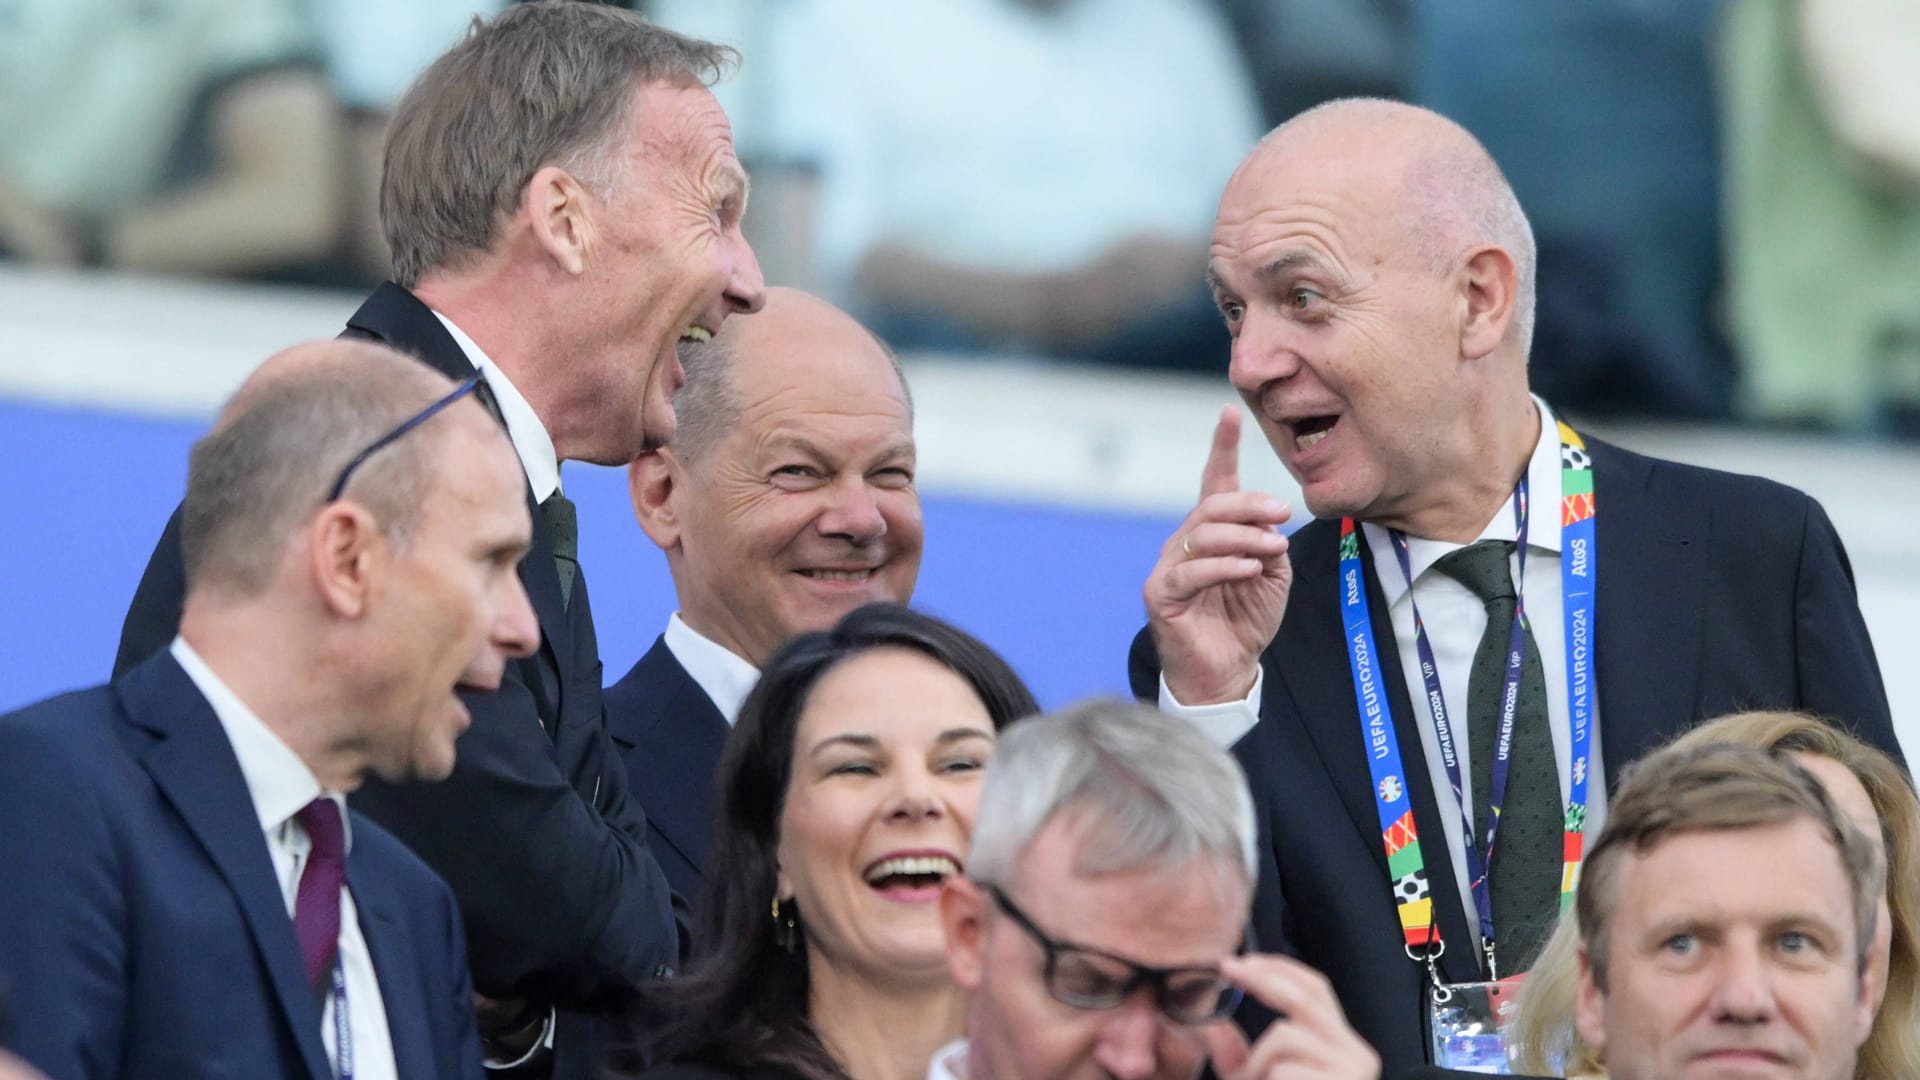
[967,698,1258,888]
[181,344,460,594]
[1279,97,1538,356]
[381,1,739,287]
[671,330,915,468]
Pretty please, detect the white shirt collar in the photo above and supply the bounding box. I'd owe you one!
[429,309,562,502]
[1367,396,1565,606]
[925,1039,969,1080]
[662,613,761,726]
[168,637,351,850]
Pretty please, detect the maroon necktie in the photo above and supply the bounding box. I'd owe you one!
[293,798,346,992]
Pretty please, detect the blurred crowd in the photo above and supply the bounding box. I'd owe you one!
[5,0,1919,434]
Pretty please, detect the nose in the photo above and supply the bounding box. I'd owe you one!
[817,481,888,546]
[1092,993,1163,1080]
[493,574,540,660]
[1710,939,1779,1024]
[1226,310,1303,398]
[884,763,945,823]
[724,227,766,315]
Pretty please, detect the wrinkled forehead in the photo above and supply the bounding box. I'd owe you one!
[1212,137,1416,274]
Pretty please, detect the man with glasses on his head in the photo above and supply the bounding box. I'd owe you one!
[936,698,1379,1080]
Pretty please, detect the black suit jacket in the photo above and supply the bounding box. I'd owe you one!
[604,635,733,908]
[0,652,483,1080]
[1130,434,1898,1073]
[112,283,679,1079]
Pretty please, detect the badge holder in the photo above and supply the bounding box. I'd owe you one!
[1420,941,1527,1075]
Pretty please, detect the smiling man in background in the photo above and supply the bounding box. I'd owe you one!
[110,4,766,1075]
[605,285,921,904]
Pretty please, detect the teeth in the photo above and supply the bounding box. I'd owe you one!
[1296,429,1328,451]
[802,569,872,582]
[865,855,961,883]
[680,326,712,343]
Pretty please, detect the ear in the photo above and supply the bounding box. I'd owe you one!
[1856,919,1884,1049]
[1572,939,1608,1063]
[307,503,384,619]
[1457,244,1518,361]
[941,876,989,992]
[628,449,684,551]
[525,164,593,276]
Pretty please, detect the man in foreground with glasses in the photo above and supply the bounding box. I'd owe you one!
[0,340,538,1079]
[936,698,1379,1080]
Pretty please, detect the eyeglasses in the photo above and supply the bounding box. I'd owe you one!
[984,883,1246,1025]
[325,373,485,502]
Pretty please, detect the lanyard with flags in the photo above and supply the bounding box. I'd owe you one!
[1337,420,1598,968]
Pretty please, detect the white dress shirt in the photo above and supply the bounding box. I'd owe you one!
[662,613,761,725]
[431,310,561,502]
[170,638,398,1080]
[1163,398,1608,952]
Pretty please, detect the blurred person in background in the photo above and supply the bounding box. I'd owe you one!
[627,603,1039,1080]
[760,0,1263,373]
[0,0,345,278]
[1509,709,1920,1079]
[1410,0,1731,420]
[1721,0,1920,439]
[605,286,922,904]
[935,697,1379,1080]
[111,4,766,1075]
[1207,0,1411,127]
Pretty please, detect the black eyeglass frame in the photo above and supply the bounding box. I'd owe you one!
[983,882,1248,1025]
[325,373,485,502]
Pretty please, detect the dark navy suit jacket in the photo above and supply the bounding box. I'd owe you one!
[603,635,733,910]
[110,283,679,1079]
[0,652,483,1080]
[1131,434,1899,1073]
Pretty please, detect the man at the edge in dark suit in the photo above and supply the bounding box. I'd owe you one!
[605,286,921,907]
[109,5,766,1075]
[1128,98,1900,1075]
[0,341,539,1080]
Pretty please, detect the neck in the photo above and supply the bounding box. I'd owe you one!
[413,269,581,463]
[179,596,370,793]
[1380,386,1540,544]
[807,955,967,1080]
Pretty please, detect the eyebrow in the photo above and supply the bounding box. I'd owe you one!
[810,726,995,756]
[1207,250,1331,295]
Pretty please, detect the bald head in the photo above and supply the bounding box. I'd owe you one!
[672,286,912,466]
[182,340,491,595]
[1237,98,1536,354]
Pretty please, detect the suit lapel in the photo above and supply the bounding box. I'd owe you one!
[609,639,730,882]
[348,853,431,1080]
[1586,436,1708,782]
[121,655,333,1080]
[1273,524,1479,982]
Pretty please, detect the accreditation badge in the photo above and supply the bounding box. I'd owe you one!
[1426,972,1527,1074]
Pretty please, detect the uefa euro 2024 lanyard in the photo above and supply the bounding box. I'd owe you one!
[331,960,354,1080]
[1338,420,1597,985]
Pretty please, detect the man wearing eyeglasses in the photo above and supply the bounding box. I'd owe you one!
[109,5,765,1076]
[0,341,537,1080]
[937,698,1379,1080]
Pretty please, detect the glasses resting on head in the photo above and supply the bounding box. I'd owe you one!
[326,373,485,502]
[983,882,1248,1025]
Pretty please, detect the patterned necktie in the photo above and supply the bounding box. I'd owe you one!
[292,798,346,993]
[1432,540,1559,973]
[540,490,578,612]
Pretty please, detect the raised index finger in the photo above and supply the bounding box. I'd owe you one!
[1200,406,1242,500]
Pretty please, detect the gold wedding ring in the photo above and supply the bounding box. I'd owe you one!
[1182,533,1193,558]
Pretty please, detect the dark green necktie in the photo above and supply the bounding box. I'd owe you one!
[1433,540,1559,973]
[539,490,578,611]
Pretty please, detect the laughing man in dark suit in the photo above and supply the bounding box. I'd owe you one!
[110,6,766,1075]
[604,286,921,908]
[1129,98,1899,1074]
[0,341,537,1080]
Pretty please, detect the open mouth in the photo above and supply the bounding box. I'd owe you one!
[863,853,962,896]
[797,568,875,583]
[679,325,714,344]
[1288,414,1338,452]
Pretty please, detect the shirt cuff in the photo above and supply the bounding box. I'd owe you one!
[1158,668,1262,749]
[482,1007,555,1070]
